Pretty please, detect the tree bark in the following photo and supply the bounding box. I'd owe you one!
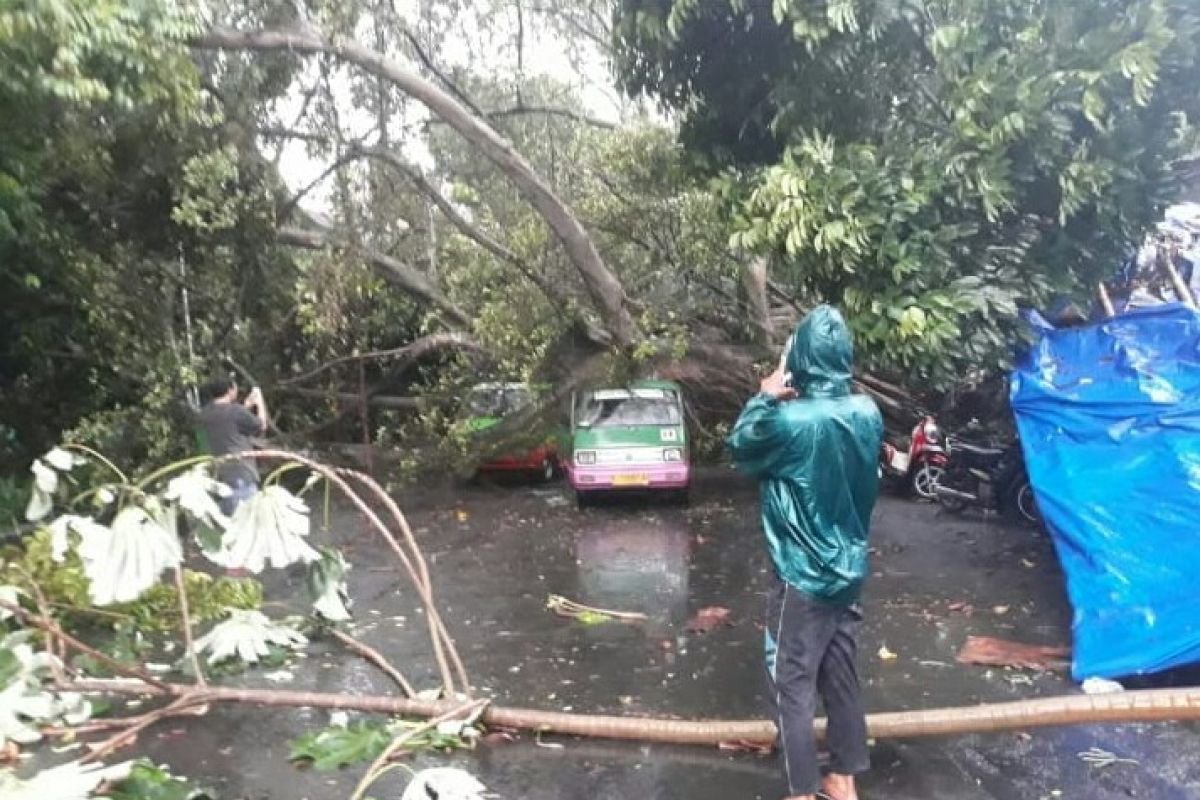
[276,225,471,328]
[66,678,1200,746]
[741,256,774,348]
[197,26,637,348]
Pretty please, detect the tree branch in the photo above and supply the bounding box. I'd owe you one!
[351,145,608,341]
[328,628,416,697]
[195,24,637,348]
[259,126,611,345]
[279,331,479,386]
[486,104,616,130]
[390,9,489,120]
[276,224,471,328]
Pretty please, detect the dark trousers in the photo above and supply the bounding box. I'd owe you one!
[765,577,869,796]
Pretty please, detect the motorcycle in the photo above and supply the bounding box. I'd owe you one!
[934,438,1040,526]
[880,415,949,500]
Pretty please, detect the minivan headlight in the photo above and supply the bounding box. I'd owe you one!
[575,450,597,465]
[663,447,683,462]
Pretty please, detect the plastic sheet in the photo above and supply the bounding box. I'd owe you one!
[1011,304,1200,679]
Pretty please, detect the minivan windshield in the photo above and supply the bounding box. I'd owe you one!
[466,385,532,418]
[577,393,680,427]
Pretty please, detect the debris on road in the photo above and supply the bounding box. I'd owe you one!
[685,606,732,633]
[545,594,647,624]
[1081,677,1125,695]
[400,767,494,800]
[956,636,1069,671]
[717,739,773,755]
[1077,746,1139,768]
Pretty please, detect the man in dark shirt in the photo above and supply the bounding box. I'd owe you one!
[198,376,269,516]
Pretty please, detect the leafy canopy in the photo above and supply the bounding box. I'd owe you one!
[616,0,1200,383]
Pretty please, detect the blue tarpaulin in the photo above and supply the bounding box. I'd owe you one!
[1011,304,1200,680]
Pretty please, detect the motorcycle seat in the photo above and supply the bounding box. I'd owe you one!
[953,441,1005,458]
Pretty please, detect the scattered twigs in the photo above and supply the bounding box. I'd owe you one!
[348,698,488,800]
[173,565,206,688]
[227,450,463,697]
[328,628,416,697]
[546,595,648,623]
[0,599,170,691]
[80,694,209,764]
[13,569,65,681]
[1078,746,1140,768]
[338,469,471,695]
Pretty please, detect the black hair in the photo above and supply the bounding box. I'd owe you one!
[201,375,236,404]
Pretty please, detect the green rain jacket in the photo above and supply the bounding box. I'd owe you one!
[728,305,884,606]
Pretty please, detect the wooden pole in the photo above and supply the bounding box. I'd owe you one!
[1098,283,1116,318]
[1160,246,1197,309]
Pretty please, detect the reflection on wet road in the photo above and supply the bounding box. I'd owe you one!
[130,470,1200,799]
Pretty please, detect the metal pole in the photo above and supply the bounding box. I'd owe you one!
[179,247,200,409]
[358,360,373,475]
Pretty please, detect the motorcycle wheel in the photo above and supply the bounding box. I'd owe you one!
[911,462,944,500]
[1015,482,1041,526]
[937,492,969,514]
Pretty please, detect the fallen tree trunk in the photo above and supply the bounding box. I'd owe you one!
[198,25,637,348]
[68,679,1200,745]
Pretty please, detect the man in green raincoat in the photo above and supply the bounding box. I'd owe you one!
[729,305,883,800]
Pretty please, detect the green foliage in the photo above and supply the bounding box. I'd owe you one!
[289,719,474,771]
[2,529,91,610]
[0,0,296,471]
[2,530,262,631]
[289,721,393,771]
[121,572,264,633]
[617,0,1200,384]
[109,760,214,800]
[0,477,27,530]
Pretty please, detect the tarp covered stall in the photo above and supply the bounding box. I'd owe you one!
[1011,304,1200,680]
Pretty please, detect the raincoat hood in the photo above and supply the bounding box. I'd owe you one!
[785,305,853,398]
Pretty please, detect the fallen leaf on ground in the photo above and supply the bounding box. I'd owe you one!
[947,601,974,617]
[685,606,732,633]
[956,636,1070,671]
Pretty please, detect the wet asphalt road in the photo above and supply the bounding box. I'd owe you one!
[129,468,1200,799]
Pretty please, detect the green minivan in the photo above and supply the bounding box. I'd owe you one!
[567,379,690,504]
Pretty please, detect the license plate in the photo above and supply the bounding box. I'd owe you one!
[612,473,650,487]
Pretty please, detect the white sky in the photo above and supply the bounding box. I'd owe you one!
[265,5,632,212]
